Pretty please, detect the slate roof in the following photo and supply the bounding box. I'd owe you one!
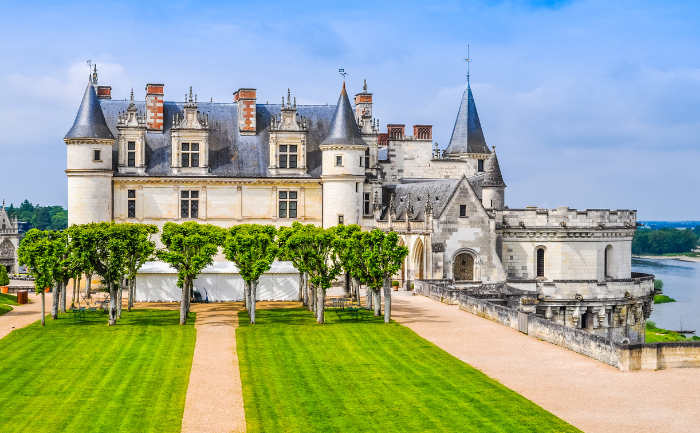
[65,81,116,140]
[98,99,337,178]
[482,150,506,188]
[444,83,490,155]
[321,83,366,147]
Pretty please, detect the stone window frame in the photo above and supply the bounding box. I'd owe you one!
[180,189,200,219]
[278,144,298,169]
[535,245,547,279]
[338,214,344,225]
[127,190,136,219]
[127,141,136,167]
[335,155,343,167]
[477,159,484,172]
[278,190,298,219]
[363,192,371,215]
[181,142,200,168]
[93,149,102,162]
[459,204,467,217]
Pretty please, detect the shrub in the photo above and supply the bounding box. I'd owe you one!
[646,320,657,330]
[410,283,414,290]
[654,295,676,304]
[0,265,9,286]
[391,281,399,287]
[654,279,664,291]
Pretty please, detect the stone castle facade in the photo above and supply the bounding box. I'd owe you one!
[0,202,19,275]
[65,67,654,343]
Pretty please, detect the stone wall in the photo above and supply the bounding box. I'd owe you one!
[414,279,700,371]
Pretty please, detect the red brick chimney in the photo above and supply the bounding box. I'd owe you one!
[234,88,256,135]
[413,125,432,140]
[145,83,164,132]
[387,124,405,140]
[96,86,112,100]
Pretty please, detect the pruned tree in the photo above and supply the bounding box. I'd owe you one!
[346,230,374,308]
[280,222,317,309]
[365,230,409,323]
[224,224,278,324]
[334,224,362,301]
[156,221,225,325]
[121,223,158,313]
[305,227,342,324]
[17,229,59,326]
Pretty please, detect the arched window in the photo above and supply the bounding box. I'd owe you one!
[605,245,613,278]
[536,248,545,278]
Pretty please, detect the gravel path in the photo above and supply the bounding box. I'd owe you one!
[391,294,700,433]
[0,292,52,339]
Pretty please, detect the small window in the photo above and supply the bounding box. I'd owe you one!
[356,183,359,192]
[364,193,370,215]
[279,144,298,169]
[338,215,344,225]
[127,190,136,218]
[478,159,484,172]
[181,143,199,168]
[536,248,545,277]
[278,191,297,218]
[364,149,370,169]
[127,141,136,166]
[335,155,343,166]
[180,190,199,218]
[360,156,363,167]
[459,205,467,217]
[93,149,101,161]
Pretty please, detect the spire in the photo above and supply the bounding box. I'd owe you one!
[64,80,115,140]
[321,83,366,146]
[482,146,506,188]
[444,82,490,155]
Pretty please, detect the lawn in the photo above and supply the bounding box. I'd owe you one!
[237,308,579,433]
[0,304,11,317]
[0,292,20,306]
[0,310,196,433]
[645,321,700,343]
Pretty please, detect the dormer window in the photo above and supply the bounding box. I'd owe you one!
[181,143,199,168]
[279,145,298,169]
[127,142,136,167]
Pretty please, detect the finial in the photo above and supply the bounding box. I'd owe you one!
[130,88,134,102]
[464,44,472,83]
[287,88,291,107]
[339,68,347,81]
[211,97,213,102]
[92,64,98,85]
[492,145,496,152]
[293,97,296,108]
[363,79,367,92]
[195,94,197,104]
[189,86,193,103]
[2,199,4,209]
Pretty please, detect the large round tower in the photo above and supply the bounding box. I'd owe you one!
[64,75,115,225]
[320,83,368,227]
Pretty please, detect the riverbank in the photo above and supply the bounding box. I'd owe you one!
[633,254,700,263]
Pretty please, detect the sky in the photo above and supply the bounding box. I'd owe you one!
[0,0,698,220]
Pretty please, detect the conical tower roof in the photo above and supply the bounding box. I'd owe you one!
[321,82,366,146]
[444,83,489,155]
[482,147,506,188]
[65,80,115,140]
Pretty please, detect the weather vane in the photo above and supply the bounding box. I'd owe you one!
[464,45,472,82]
[339,68,348,81]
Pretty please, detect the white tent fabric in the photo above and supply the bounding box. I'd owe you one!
[135,261,300,302]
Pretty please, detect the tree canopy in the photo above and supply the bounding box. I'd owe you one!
[632,227,699,255]
[6,200,68,231]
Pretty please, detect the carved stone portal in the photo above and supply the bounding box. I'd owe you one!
[454,253,474,281]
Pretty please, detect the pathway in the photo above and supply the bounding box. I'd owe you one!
[0,292,52,339]
[391,294,700,433]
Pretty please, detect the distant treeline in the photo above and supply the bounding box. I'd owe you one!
[633,226,700,255]
[5,200,68,231]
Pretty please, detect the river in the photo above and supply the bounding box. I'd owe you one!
[632,258,700,334]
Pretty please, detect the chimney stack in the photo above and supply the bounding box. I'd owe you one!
[234,88,257,135]
[96,86,112,100]
[413,125,432,140]
[145,83,164,132]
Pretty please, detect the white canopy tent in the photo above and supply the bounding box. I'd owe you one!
[135,261,300,302]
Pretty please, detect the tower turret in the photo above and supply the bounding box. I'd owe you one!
[481,146,506,210]
[444,81,491,175]
[64,73,116,225]
[320,82,368,227]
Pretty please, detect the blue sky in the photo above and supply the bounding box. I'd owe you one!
[0,0,698,220]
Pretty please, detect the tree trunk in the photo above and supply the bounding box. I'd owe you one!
[373,288,381,317]
[41,291,45,326]
[76,276,82,304]
[312,285,317,318]
[51,282,60,319]
[298,272,304,303]
[307,281,314,312]
[302,273,308,307]
[366,288,373,310]
[344,272,351,298]
[117,278,124,319]
[317,288,326,324]
[383,277,391,324]
[179,280,188,325]
[244,282,249,310]
[86,273,92,299]
[59,280,67,313]
[72,278,77,303]
[250,280,257,324]
[109,282,117,326]
[128,277,134,312]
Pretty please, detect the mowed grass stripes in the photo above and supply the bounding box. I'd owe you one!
[237,308,580,433]
[0,310,196,433]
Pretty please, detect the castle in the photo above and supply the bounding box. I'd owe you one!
[65,67,655,343]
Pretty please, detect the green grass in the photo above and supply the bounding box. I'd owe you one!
[659,252,700,258]
[654,294,676,304]
[0,292,20,306]
[645,321,700,342]
[237,308,579,433]
[0,304,12,317]
[0,310,196,433]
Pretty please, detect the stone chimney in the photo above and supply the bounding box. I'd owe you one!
[234,88,257,135]
[145,83,164,132]
[96,86,112,100]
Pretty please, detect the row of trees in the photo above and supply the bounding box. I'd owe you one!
[632,227,700,255]
[18,221,408,327]
[5,200,68,231]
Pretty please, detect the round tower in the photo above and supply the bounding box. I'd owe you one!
[64,73,115,225]
[481,146,506,210]
[320,83,368,227]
